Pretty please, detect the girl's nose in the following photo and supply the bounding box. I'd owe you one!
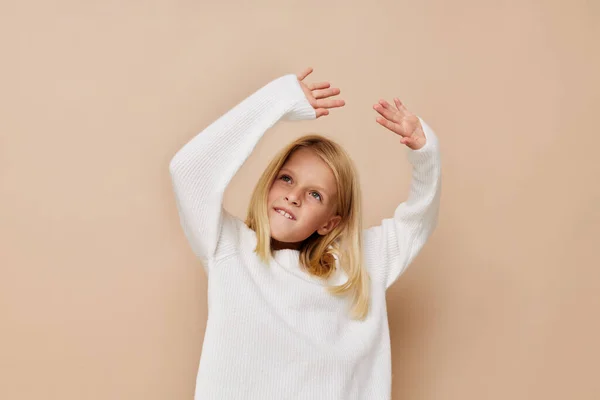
[285,190,301,205]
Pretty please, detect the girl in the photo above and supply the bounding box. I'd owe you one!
[169,67,441,399]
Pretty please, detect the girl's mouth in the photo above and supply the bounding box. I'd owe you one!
[274,207,296,221]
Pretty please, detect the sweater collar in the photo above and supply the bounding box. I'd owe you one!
[272,249,348,286]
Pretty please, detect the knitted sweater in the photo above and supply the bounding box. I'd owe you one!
[169,73,442,399]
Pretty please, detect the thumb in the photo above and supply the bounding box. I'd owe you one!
[315,108,329,118]
[401,136,416,149]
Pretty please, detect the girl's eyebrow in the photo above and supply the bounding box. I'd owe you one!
[279,168,329,195]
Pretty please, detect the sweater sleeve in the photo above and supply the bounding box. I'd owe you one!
[168,74,316,270]
[362,117,442,289]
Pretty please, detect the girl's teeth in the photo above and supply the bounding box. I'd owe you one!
[277,209,293,219]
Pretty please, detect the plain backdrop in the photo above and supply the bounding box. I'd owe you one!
[1,1,598,399]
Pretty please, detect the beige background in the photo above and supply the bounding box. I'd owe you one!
[2,1,598,399]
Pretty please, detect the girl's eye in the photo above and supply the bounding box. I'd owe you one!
[279,175,322,202]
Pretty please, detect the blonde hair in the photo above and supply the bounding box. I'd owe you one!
[245,134,370,320]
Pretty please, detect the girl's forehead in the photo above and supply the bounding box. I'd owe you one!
[285,147,324,166]
[283,149,328,174]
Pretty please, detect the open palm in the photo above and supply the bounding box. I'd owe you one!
[296,67,345,118]
[373,98,426,150]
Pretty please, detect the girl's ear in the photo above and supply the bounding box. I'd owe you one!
[317,215,342,236]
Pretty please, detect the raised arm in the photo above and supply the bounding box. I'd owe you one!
[169,74,315,269]
[169,68,344,272]
[362,98,442,289]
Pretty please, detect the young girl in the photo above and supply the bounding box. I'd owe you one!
[169,67,441,399]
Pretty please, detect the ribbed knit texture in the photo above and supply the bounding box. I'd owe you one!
[169,73,442,399]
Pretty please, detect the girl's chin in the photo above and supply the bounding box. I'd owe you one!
[270,232,292,243]
[269,228,299,246]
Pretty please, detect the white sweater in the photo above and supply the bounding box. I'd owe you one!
[169,73,441,400]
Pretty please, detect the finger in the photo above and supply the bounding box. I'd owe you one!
[308,81,330,91]
[389,99,408,120]
[313,87,340,99]
[378,99,397,111]
[402,135,421,150]
[315,108,330,118]
[316,98,345,109]
[297,67,313,81]
[375,116,409,137]
[373,103,399,123]
[394,98,409,114]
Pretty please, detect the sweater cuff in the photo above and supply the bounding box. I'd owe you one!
[406,116,440,166]
[278,74,317,121]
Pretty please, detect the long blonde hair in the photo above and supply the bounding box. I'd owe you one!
[245,134,370,320]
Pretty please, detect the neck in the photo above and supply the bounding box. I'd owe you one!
[271,238,301,251]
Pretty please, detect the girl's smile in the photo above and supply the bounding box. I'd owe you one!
[273,207,297,220]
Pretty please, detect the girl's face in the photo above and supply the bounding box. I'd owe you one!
[267,147,342,250]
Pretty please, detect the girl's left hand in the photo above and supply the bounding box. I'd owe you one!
[296,67,345,118]
[373,98,426,150]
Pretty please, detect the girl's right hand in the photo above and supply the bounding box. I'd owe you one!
[296,67,345,118]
